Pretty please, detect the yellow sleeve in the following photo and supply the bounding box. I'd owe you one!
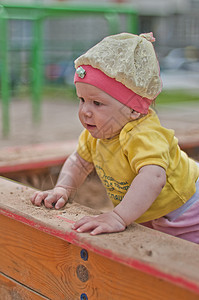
[77,129,93,163]
[122,127,173,174]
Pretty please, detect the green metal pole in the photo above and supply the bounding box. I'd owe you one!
[32,16,43,123]
[0,5,10,136]
[104,12,120,35]
[127,11,138,34]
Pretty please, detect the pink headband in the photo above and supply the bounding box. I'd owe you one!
[74,65,152,114]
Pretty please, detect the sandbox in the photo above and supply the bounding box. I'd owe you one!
[0,141,199,299]
[1,177,199,299]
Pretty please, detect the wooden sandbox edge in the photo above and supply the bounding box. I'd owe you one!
[0,176,199,297]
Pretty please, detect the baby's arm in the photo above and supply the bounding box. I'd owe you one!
[113,165,166,225]
[31,151,94,209]
[72,165,166,235]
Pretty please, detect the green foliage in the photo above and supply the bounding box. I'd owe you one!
[42,85,77,101]
[157,90,199,105]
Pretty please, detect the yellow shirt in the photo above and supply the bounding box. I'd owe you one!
[77,109,199,223]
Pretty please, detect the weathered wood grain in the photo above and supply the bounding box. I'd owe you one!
[0,272,47,300]
[1,177,199,299]
[1,214,199,300]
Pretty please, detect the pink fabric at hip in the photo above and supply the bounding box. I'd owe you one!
[141,199,199,244]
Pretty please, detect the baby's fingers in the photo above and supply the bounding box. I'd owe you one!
[31,191,49,206]
[90,225,107,235]
[76,222,107,235]
[43,194,59,208]
[55,197,67,209]
[76,221,98,234]
[72,216,105,235]
[72,216,93,230]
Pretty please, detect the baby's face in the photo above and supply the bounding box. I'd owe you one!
[76,82,132,139]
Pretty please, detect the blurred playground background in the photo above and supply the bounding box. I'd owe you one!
[0,0,199,213]
[0,0,199,147]
[1,5,199,298]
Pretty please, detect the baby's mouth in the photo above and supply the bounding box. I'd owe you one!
[85,123,96,129]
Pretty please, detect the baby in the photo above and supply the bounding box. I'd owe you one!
[31,32,199,243]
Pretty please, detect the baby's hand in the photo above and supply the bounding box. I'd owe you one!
[31,186,69,209]
[72,211,126,235]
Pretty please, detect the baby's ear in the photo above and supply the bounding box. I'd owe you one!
[130,110,141,120]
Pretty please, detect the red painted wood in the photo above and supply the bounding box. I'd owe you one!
[0,141,76,173]
[1,205,199,295]
[0,158,66,173]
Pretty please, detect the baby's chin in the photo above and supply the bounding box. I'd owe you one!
[82,123,120,139]
[87,129,108,139]
[90,131,119,140]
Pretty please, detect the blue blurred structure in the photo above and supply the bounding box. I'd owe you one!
[160,47,199,71]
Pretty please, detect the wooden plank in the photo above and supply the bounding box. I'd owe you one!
[1,214,199,300]
[0,141,76,173]
[180,141,199,161]
[0,272,47,300]
[0,214,84,299]
[1,177,199,299]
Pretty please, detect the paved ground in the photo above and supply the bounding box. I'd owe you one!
[0,97,199,150]
[0,99,82,149]
[156,101,199,145]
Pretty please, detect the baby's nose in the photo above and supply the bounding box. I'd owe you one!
[82,105,92,117]
[85,111,92,117]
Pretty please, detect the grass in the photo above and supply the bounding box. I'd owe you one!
[157,90,199,105]
[11,84,77,102]
[7,85,199,105]
[42,85,77,101]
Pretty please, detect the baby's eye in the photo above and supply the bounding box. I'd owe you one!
[79,97,85,103]
[93,100,102,106]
